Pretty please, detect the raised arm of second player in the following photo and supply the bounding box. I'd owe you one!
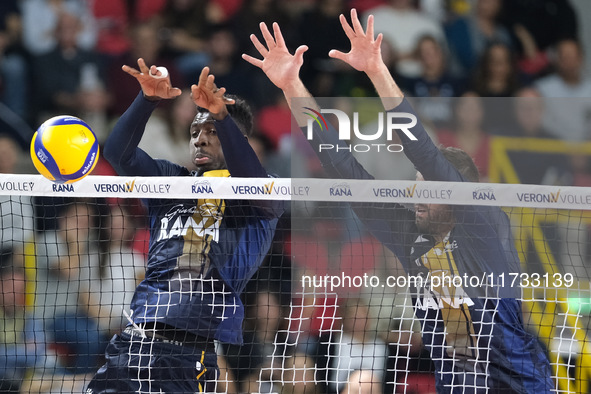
[243,11,468,184]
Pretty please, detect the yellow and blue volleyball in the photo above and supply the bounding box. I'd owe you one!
[30,115,99,183]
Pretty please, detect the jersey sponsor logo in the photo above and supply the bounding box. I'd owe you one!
[472,187,496,201]
[329,182,352,197]
[157,203,223,242]
[416,283,475,310]
[52,183,74,192]
[0,181,34,192]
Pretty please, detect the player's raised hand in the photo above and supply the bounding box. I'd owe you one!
[242,22,308,91]
[122,58,182,100]
[190,67,235,118]
[329,9,384,75]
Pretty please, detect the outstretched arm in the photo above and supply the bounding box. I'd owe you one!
[330,10,470,183]
[242,22,314,127]
[104,58,183,176]
[328,9,403,110]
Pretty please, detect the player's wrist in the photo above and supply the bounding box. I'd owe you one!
[281,79,308,99]
[365,61,390,81]
[211,106,229,121]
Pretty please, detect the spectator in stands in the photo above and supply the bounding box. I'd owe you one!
[0,1,28,121]
[365,0,445,78]
[341,369,383,394]
[0,134,34,251]
[95,203,144,334]
[437,92,490,179]
[224,287,287,393]
[399,34,465,128]
[0,246,49,392]
[34,200,108,375]
[534,39,591,142]
[444,0,512,76]
[31,11,110,139]
[232,0,294,60]
[500,0,578,54]
[471,42,521,97]
[282,352,322,394]
[470,41,523,132]
[107,21,181,117]
[206,23,271,109]
[507,87,570,185]
[154,0,224,84]
[132,87,196,166]
[91,0,166,60]
[296,0,351,96]
[21,0,97,56]
[329,298,388,394]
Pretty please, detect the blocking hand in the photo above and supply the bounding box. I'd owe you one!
[328,9,384,75]
[190,67,235,118]
[122,58,182,100]
[242,22,308,91]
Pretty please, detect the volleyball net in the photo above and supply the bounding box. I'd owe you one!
[0,174,589,393]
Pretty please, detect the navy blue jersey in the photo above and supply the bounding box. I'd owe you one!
[305,99,553,393]
[103,93,283,344]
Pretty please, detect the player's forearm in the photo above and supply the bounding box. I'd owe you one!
[104,92,159,172]
[365,63,405,111]
[391,99,465,183]
[281,79,319,127]
[215,115,266,178]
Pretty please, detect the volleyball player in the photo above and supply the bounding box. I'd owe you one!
[86,60,283,393]
[243,10,553,393]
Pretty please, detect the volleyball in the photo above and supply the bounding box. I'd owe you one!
[30,115,99,183]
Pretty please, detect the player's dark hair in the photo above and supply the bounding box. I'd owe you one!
[439,146,480,182]
[196,95,254,137]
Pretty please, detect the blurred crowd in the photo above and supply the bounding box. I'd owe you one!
[0,0,590,392]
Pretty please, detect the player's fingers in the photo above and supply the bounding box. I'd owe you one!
[375,33,383,48]
[215,87,227,98]
[198,67,210,86]
[339,14,355,40]
[168,87,182,97]
[273,22,286,48]
[122,65,140,76]
[137,58,150,74]
[242,53,264,69]
[206,74,216,90]
[328,49,346,61]
[351,9,364,36]
[260,22,276,50]
[190,84,202,102]
[366,14,375,40]
[294,45,309,61]
[250,34,268,57]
